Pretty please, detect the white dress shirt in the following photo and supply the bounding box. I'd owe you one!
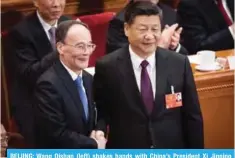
[60,61,86,93]
[37,11,58,41]
[129,45,156,98]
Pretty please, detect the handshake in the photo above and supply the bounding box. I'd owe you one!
[90,130,107,149]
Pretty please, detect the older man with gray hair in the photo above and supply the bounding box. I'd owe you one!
[34,20,106,149]
[7,0,70,145]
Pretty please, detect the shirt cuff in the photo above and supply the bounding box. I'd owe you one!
[175,44,181,53]
[228,26,235,40]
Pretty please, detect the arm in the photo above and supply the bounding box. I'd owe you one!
[9,29,57,86]
[177,1,234,54]
[106,18,129,54]
[93,61,110,136]
[34,80,97,148]
[182,57,204,148]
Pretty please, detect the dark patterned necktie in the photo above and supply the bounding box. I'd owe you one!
[48,27,56,50]
[140,60,154,114]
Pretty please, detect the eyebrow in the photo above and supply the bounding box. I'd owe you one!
[137,24,160,28]
[75,41,93,45]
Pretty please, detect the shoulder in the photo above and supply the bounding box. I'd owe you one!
[37,65,57,86]
[9,13,37,37]
[97,46,125,66]
[158,47,187,66]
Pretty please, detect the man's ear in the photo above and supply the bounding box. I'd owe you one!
[124,22,130,37]
[57,42,64,55]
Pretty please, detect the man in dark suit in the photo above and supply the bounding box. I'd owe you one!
[94,1,204,148]
[177,0,234,54]
[7,0,69,145]
[106,0,188,55]
[34,20,106,148]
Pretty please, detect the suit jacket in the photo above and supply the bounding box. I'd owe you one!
[7,12,70,144]
[34,60,97,148]
[106,2,188,55]
[94,46,204,148]
[177,0,234,54]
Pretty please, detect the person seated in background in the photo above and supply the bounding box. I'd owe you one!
[177,0,234,54]
[7,0,70,145]
[106,0,188,55]
[34,20,106,149]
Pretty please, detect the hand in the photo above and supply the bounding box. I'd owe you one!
[90,130,107,149]
[169,26,183,50]
[157,23,178,49]
[95,130,105,139]
[76,18,81,22]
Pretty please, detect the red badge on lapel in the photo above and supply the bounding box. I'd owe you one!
[165,86,182,109]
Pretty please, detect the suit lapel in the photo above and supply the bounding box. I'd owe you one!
[117,47,150,118]
[27,12,53,58]
[54,60,87,124]
[151,48,169,118]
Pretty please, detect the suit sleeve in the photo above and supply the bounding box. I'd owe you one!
[93,61,110,135]
[34,80,98,148]
[9,28,57,86]
[106,17,129,54]
[177,1,234,54]
[181,57,204,148]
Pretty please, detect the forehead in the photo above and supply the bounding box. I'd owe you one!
[132,15,161,26]
[65,24,91,42]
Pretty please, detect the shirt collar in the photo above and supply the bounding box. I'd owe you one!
[37,11,58,32]
[129,45,156,70]
[60,60,83,81]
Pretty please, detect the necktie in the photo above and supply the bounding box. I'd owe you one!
[140,60,154,114]
[48,27,56,50]
[75,76,89,120]
[217,0,233,26]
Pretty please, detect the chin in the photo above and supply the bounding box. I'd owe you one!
[79,63,89,70]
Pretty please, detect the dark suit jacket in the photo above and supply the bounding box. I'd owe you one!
[106,2,188,55]
[94,46,204,148]
[34,60,97,148]
[177,0,234,54]
[7,12,70,144]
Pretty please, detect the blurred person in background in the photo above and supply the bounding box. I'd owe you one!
[177,0,234,54]
[7,0,70,145]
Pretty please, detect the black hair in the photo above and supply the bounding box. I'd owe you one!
[124,1,162,25]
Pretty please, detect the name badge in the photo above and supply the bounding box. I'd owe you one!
[165,86,182,109]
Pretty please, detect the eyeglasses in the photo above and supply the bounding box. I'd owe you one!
[63,42,96,53]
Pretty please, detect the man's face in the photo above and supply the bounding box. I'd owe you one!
[58,25,95,72]
[34,0,65,22]
[134,0,159,5]
[124,15,161,57]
